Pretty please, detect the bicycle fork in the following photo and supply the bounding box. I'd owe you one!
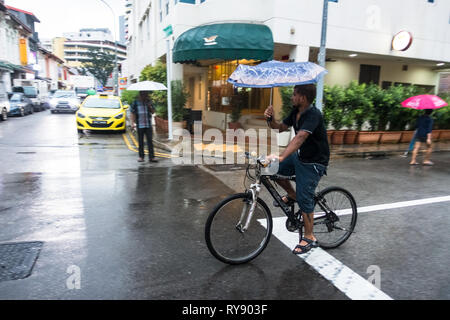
[236,183,261,233]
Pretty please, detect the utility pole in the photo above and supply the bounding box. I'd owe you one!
[164,25,174,140]
[316,0,331,112]
[100,0,118,95]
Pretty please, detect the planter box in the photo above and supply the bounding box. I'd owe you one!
[400,131,415,143]
[228,122,242,130]
[380,131,402,144]
[155,116,186,132]
[357,131,382,144]
[331,130,345,145]
[344,131,358,144]
[327,130,334,145]
[155,116,168,132]
[438,129,450,141]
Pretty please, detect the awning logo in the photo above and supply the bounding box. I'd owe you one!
[204,35,218,46]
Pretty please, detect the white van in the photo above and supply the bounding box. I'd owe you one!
[0,81,10,121]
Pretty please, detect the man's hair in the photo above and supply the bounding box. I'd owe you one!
[424,109,433,115]
[294,84,316,104]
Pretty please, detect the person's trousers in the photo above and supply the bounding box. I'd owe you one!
[137,127,155,159]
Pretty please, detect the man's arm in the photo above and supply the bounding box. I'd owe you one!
[279,130,309,162]
[130,112,137,129]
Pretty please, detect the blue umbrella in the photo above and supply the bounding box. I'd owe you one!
[227,60,328,88]
[227,60,328,123]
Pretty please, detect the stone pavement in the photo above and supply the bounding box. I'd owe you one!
[151,126,450,159]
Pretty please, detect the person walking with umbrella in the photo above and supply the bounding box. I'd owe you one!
[401,94,448,166]
[130,91,158,163]
[409,109,434,166]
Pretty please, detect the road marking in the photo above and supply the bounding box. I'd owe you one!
[260,218,393,300]
[315,195,450,217]
[355,195,450,214]
[259,195,450,300]
[122,132,174,158]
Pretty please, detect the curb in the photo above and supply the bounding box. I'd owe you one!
[152,136,450,160]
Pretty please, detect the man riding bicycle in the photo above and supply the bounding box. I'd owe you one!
[265,84,330,254]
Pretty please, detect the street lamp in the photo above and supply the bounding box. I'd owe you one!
[99,0,118,95]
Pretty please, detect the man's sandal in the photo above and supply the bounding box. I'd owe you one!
[273,195,296,207]
[292,238,318,255]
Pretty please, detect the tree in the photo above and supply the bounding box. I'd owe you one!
[80,48,115,87]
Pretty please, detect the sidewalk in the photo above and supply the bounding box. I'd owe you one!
[152,126,450,159]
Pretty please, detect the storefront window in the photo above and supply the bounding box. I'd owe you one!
[207,60,270,114]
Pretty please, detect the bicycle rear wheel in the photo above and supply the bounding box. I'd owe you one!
[313,186,357,249]
[205,193,272,265]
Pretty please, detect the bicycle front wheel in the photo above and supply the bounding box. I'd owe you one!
[205,193,272,265]
[313,186,357,249]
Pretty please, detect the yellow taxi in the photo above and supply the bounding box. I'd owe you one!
[76,94,128,133]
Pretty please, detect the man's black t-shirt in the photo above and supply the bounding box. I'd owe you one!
[283,105,330,166]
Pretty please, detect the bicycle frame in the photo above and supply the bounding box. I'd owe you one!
[244,160,333,230]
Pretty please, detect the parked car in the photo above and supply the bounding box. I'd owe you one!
[12,86,43,112]
[49,90,80,113]
[8,93,34,117]
[0,81,10,121]
[76,94,128,133]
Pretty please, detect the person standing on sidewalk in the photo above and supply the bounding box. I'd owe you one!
[265,84,329,255]
[130,92,158,163]
[410,109,434,166]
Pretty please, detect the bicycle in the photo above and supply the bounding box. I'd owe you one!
[205,152,357,265]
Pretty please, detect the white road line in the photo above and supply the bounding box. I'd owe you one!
[260,218,393,300]
[355,195,450,214]
[258,195,450,300]
[316,195,450,217]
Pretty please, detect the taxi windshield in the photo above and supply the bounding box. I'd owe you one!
[83,97,121,109]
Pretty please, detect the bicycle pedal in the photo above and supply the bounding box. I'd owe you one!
[285,218,301,232]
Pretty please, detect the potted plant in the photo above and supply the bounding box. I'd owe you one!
[330,108,346,144]
[171,80,190,130]
[228,89,247,130]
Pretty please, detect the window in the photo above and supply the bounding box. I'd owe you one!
[166,0,169,15]
[159,0,162,21]
[359,64,380,85]
[179,0,196,3]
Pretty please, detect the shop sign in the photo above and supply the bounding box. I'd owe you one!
[203,35,218,46]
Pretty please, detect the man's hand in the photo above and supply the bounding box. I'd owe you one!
[264,105,274,121]
[266,154,283,163]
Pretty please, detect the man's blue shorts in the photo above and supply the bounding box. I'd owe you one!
[277,153,327,214]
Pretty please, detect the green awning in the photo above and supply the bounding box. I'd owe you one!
[173,23,273,63]
[0,61,14,72]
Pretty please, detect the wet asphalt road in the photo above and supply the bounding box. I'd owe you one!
[0,111,449,300]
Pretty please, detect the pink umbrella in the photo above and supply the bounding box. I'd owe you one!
[401,94,448,110]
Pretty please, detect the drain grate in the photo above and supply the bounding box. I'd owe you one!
[0,241,43,282]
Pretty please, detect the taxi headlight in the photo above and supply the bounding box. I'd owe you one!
[77,112,86,118]
[114,113,124,119]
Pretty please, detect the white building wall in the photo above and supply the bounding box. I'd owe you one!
[126,0,450,81]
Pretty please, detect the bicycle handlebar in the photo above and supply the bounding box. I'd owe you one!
[244,152,275,168]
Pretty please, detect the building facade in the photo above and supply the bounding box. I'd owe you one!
[125,0,450,130]
[0,2,34,92]
[62,28,127,68]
